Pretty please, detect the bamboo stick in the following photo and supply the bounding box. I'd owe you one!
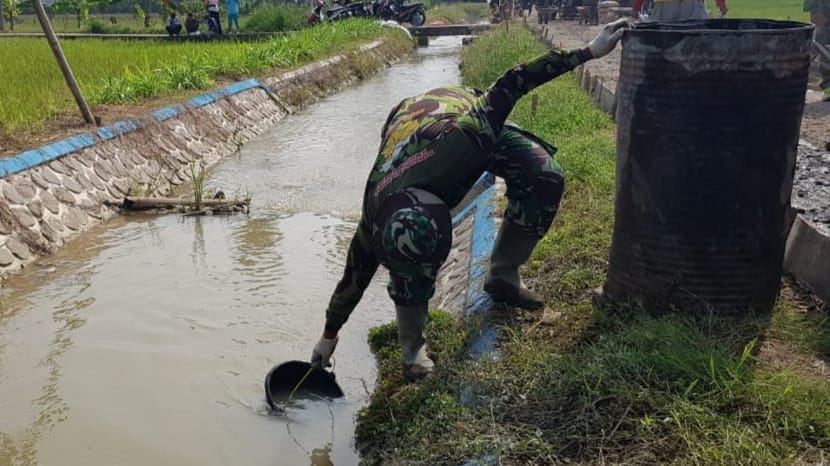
[122,196,248,210]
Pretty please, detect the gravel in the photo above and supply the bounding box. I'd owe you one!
[794,142,830,235]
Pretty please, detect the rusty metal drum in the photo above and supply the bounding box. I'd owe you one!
[604,20,814,313]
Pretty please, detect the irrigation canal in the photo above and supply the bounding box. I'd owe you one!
[0,36,464,466]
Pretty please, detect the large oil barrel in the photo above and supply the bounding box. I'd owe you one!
[604,20,814,313]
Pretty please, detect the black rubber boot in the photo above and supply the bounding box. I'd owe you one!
[483,221,545,310]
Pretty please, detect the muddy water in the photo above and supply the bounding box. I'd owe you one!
[0,36,462,466]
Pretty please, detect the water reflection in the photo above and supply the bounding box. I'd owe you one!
[0,278,95,465]
[231,216,285,299]
[310,446,335,466]
[190,215,207,268]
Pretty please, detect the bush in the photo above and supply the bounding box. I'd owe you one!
[85,19,132,34]
[243,5,307,33]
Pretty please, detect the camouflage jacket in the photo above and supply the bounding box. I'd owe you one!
[363,47,592,221]
[323,47,591,333]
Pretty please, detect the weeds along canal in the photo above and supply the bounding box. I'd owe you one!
[0,36,463,466]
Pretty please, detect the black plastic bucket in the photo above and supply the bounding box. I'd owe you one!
[604,19,814,313]
[264,360,344,411]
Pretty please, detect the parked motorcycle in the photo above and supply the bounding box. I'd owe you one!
[308,0,372,24]
[372,0,426,26]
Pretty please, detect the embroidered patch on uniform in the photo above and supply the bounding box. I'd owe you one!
[374,149,436,197]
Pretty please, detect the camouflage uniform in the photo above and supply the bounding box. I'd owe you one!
[806,0,830,92]
[324,47,592,334]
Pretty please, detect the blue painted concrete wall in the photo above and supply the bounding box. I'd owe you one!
[0,79,275,178]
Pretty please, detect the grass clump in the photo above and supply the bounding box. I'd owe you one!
[429,2,491,24]
[84,18,137,34]
[356,25,830,466]
[243,5,308,33]
[95,56,215,104]
[190,161,207,209]
[8,13,164,33]
[713,0,808,21]
[355,310,481,465]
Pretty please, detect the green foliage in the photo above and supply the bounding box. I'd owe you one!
[93,55,215,103]
[243,5,307,33]
[132,3,145,19]
[428,2,490,24]
[177,0,204,15]
[2,0,20,30]
[357,310,477,465]
[768,302,830,358]
[357,25,830,466]
[53,0,95,25]
[84,18,133,33]
[190,161,206,209]
[712,0,808,21]
[460,26,542,87]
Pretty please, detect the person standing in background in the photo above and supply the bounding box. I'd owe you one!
[226,0,240,33]
[805,0,830,101]
[586,0,599,24]
[206,0,222,34]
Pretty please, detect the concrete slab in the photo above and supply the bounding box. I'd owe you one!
[785,215,830,303]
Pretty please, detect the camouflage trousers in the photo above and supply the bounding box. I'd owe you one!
[369,126,565,305]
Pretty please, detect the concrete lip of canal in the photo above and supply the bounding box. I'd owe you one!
[0,36,466,465]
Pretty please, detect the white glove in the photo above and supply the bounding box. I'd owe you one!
[311,335,338,368]
[587,18,631,59]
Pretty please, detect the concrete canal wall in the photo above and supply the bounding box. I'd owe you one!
[0,38,412,277]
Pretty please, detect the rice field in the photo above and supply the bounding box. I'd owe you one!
[0,20,400,135]
[4,13,165,34]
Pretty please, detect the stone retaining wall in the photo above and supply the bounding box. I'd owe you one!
[0,38,412,277]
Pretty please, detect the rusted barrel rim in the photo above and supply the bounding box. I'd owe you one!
[631,19,813,35]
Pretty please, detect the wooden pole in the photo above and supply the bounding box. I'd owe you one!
[814,40,830,63]
[31,0,97,125]
[122,196,249,210]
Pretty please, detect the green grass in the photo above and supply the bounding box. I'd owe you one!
[0,20,408,136]
[242,5,308,33]
[708,0,808,21]
[428,1,491,24]
[355,25,830,466]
